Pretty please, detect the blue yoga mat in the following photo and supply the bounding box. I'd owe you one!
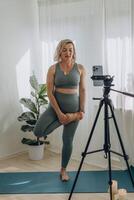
[0,168,134,194]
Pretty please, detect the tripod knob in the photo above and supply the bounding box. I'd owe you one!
[92,97,102,100]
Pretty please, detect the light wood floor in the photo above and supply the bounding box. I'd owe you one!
[0,149,133,200]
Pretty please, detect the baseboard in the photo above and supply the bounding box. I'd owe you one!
[0,142,51,161]
[0,150,28,161]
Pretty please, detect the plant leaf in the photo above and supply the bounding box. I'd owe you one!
[21,125,34,132]
[21,138,44,145]
[31,91,36,98]
[17,112,36,122]
[20,98,38,114]
[30,74,39,91]
[26,120,37,125]
[38,84,47,96]
[39,96,48,104]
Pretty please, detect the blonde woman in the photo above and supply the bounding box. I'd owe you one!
[34,39,86,181]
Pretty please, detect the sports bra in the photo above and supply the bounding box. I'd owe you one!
[54,63,80,89]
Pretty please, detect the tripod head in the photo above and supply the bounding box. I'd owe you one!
[91,74,134,98]
[91,75,114,97]
[91,75,114,87]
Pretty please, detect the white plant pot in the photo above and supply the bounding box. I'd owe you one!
[28,143,45,160]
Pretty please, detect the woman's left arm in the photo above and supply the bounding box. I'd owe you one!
[79,65,86,115]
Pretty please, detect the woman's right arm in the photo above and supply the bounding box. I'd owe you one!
[46,65,68,124]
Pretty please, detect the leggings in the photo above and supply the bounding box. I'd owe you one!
[33,92,80,168]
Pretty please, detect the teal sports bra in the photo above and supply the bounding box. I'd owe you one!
[54,63,80,89]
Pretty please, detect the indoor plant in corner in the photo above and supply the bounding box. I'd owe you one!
[17,74,49,160]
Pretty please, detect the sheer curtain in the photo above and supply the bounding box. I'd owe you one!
[103,0,134,167]
[104,0,134,109]
[38,0,134,167]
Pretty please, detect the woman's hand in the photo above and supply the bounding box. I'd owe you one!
[79,111,84,120]
[65,112,85,123]
[58,112,69,125]
[58,111,85,125]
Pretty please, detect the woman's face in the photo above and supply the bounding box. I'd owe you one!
[60,43,74,62]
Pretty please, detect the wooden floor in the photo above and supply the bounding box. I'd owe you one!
[0,149,133,200]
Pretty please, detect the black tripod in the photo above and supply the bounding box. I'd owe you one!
[68,79,134,200]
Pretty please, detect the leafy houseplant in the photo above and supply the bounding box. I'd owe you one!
[17,74,49,146]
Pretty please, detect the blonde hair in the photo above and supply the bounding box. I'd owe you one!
[54,39,76,62]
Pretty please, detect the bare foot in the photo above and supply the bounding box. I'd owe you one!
[60,169,70,182]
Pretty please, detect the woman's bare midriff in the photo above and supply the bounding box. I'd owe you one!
[55,88,78,94]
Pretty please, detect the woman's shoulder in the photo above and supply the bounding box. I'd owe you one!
[76,63,85,69]
[48,63,58,74]
[77,63,86,74]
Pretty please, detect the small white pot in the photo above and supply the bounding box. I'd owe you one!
[28,143,45,160]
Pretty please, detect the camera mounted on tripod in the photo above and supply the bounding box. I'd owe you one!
[91,66,115,96]
[91,65,114,87]
[91,65,134,98]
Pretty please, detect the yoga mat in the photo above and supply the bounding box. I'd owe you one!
[0,168,134,194]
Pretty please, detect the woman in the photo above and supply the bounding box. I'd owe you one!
[34,39,86,181]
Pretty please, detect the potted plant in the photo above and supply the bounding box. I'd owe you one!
[17,74,49,160]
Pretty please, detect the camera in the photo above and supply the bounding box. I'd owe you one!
[91,65,114,87]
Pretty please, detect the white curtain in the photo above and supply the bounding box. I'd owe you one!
[38,0,134,168]
[103,0,134,167]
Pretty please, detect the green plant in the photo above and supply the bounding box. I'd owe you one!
[17,74,49,145]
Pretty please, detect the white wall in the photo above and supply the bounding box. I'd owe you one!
[0,0,41,158]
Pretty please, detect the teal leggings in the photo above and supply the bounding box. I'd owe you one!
[33,92,80,168]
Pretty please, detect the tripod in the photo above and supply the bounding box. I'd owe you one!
[68,84,134,200]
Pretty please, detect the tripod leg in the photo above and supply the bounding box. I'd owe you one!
[109,103,134,186]
[68,100,104,200]
[103,102,113,200]
[108,150,113,200]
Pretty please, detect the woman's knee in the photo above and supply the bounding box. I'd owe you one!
[33,107,58,137]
